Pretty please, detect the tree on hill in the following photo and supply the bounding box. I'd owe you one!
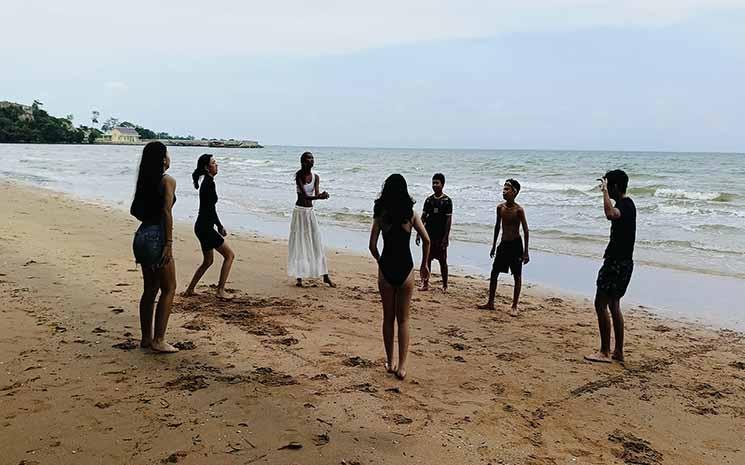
[0,101,85,144]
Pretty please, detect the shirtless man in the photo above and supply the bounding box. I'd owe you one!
[478,179,530,316]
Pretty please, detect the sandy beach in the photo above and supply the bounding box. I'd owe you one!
[1,180,744,465]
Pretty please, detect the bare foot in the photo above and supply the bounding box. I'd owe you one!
[419,283,430,291]
[584,352,612,363]
[151,340,179,353]
[395,369,407,381]
[442,286,448,293]
[385,361,397,374]
[181,289,196,297]
[296,279,303,288]
[477,303,495,311]
[509,307,520,317]
[216,289,234,300]
[612,352,625,363]
[323,276,336,288]
[140,339,152,349]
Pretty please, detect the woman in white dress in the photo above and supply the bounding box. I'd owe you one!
[288,151,336,288]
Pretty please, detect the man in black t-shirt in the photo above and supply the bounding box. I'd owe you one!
[416,173,452,291]
[586,169,636,365]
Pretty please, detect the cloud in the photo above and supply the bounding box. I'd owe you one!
[2,0,744,56]
[104,81,128,92]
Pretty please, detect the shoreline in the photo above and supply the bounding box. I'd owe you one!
[1,181,744,464]
[8,177,744,331]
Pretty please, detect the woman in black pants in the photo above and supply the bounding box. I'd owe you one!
[184,154,235,299]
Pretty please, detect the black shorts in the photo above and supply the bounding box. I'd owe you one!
[429,236,448,261]
[596,258,634,298]
[492,239,524,276]
[194,222,224,252]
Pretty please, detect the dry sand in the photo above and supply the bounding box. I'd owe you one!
[1,181,744,465]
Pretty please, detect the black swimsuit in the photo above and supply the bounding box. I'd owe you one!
[194,176,225,251]
[379,223,414,287]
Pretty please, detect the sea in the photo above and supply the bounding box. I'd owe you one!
[1,144,744,329]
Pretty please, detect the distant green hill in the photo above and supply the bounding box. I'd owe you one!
[0,101,88,144]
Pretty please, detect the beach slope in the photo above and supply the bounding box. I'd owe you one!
[1,182,743,465]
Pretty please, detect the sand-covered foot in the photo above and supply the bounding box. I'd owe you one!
[385,361,397,374]
[296,279,303,288]
[151,341,179,353]
[612,352,625,363]
[395,368,407,381]
[181,289,197,297]
[323,276,337,288]
[216,289,234,300]
[140,339,152,349]
[442,286,448,293]
[477,303,495,311]
[419,283,430,291]
[509,307,520,317]
[584,352,612,363]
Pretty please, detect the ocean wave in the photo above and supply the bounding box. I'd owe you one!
[637,239,745,256]
[654,188,736,202]
[695,224,745,233]
[523,182,597,193]
[318,209,372,225]
[229,158,273,166]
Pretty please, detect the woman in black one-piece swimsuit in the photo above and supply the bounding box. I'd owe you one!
[369,174,430,380]
[184,154,236,299]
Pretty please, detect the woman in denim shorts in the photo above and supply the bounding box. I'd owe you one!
[131,141,179,353]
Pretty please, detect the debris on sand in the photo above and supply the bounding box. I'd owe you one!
[343,356,374,368]
[252,367,298,386]
[165,375,210,392]
[174,341,196,350]
[608,430,663,465]
[112,340,138,351]
[313,433,330,446]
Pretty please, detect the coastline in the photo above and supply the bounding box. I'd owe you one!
[1,181,744,464]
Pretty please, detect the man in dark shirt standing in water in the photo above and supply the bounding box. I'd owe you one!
[586,169,636,364]
[417,173,452,291]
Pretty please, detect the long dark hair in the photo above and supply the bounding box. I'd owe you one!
[294,151,313,186]
[192,153,213,189]
[130,141,167,222]
[374,174,415,225]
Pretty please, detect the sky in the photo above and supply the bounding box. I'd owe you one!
[2,0,745,151]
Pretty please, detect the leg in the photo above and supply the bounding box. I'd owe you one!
[478,267,499,310]
[184,249,214,295]
[609,298,625,362]
[510,273,522,317]
[394,272,415,380]
[323,274,336,288]
[152,259,178,353]
[420,255,433,291]
[440,255,449,291]
[585,291,612,363]
[378,270,397,373]
[215,242,235,299]
[139,267,160,348]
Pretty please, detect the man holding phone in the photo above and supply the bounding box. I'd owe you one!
[585,170,636,364]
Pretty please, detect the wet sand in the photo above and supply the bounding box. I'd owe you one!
[1,181,744,465]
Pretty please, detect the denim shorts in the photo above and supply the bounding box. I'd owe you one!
[133,223,165,268]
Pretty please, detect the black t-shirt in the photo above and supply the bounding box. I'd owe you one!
[604,197,636,260]
[423,194,453,240]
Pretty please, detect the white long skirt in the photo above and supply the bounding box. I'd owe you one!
[288,206,328,278]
